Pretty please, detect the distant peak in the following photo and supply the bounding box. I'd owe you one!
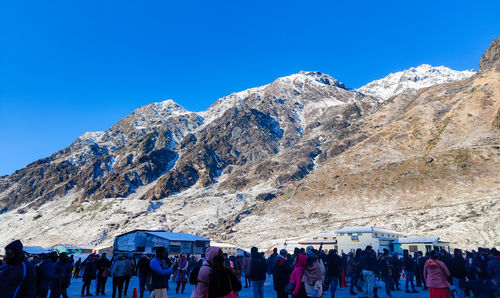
[278,70,347,89]
[358,65,475,100]
[149,99,188,114]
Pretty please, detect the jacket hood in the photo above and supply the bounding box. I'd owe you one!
[426,259,440,267]
[205,246,220,264]
[296,254,307,267]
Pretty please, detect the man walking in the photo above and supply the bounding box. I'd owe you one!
[326,249,341,298]
[249,247,267,298]
[360,246,376,298]
[95,253,111,295]
[403,250,418,293]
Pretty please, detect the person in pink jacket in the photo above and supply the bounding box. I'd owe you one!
[289,253,307,297]
[424,251,451,298]
[191,246,221,298]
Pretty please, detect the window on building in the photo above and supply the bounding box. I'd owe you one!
[358,233,363,236]
[348,233,352,236]
[409,245,418,253]
[137,246,145,252]
[170,245,181,253]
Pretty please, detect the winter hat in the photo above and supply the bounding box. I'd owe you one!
[306,249,316,259]
[5,240,23,254]
[279,249,287,255]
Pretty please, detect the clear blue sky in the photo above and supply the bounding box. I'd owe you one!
[1,0,499,176]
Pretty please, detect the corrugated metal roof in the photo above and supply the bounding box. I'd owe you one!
[24,246,54,254]
[393,237,439,244]
[335,226,400,234]
[311,232,337,238]
[146,231,209,242]
[298,240,337,245]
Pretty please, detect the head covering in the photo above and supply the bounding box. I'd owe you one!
[5,240,23,255]
[204,246,220,264]
[306,250,316,259]
[295,253,307,267]
[279,249,287,256]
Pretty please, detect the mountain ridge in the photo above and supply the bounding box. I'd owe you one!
[1,39,498,249]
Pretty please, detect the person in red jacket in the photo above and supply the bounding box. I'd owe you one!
[424,251,451,298]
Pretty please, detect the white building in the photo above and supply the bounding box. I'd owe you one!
[298,232,338,251]
[393,237,450,254]
[210,242,239,256]
[336,226,401,253]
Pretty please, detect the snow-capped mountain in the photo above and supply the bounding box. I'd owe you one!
[358,64,475,100]
[1,38,500,251]
[198,71,348,128]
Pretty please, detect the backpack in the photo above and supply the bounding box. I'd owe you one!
[208,269,234,298]
[189,264,208,285]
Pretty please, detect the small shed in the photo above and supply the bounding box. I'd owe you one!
[113,230,210,255]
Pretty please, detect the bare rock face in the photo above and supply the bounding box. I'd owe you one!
[479,38,500,72]
[1,40,498,250]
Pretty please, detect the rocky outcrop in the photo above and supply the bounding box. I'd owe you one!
[479,38,500,72]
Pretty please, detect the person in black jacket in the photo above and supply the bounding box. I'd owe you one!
[326,249,341,298]
[82,255,97,296]
[136,254,151,298]
[50,252,73,298]
[450,249,466,298]
[472,248,490,280]
[414,251,425,288]
[378,249,392,297]
[208,255,242,298]
[273,249,292,298]
[360,246,377,298]
[390,254,401,290]
[403,250,418,293]
[95,253,111,295]
[249,247,267,298]
[0,240,36,298]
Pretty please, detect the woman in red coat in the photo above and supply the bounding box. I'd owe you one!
[424,251,451,298]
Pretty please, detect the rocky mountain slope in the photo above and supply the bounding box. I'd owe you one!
[0,39,498,250]
[358,64,475,100]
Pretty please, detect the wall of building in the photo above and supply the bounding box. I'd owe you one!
[337,233,381,253]
[394,242,450,254]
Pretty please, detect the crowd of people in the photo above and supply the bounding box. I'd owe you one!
[0,239,499,298]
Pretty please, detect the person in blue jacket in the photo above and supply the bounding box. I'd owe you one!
[0,240,36,298]
[150,247,174,298]
[50,252,73,298]
[39,251,59,298]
